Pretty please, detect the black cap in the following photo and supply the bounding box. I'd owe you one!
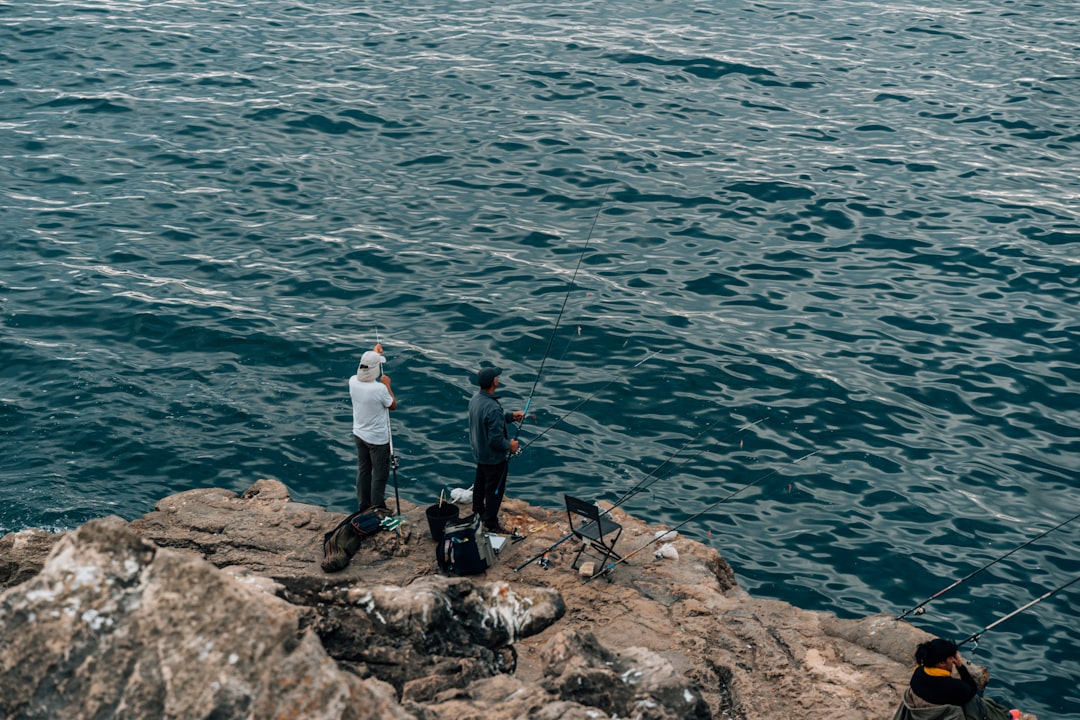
[477,366,502,388]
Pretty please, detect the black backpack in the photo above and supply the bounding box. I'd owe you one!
[436,513,495,576]
[321,509,384,572]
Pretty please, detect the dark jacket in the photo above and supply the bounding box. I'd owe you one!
[892,674,1014,720]
[909,665,978,707]
[468,390,514,465]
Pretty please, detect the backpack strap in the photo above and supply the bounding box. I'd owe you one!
[436,536,448,573]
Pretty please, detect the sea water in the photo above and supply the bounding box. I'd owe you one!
[1,1,1077,717]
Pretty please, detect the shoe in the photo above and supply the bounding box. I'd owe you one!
[372,504,392,519]
[486,524,509,535]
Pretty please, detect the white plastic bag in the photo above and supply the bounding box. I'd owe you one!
[654,543,679,561]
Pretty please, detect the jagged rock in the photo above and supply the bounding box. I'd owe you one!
[0,516,411,720]
[318,575,564,697]
[541,630,711,720]
[330,576,564,650]
[0,527,61,591]
[0,479,1039,720]
[409,674,559,719]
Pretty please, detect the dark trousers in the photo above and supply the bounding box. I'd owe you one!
[354,434,390,510]
[473,460,509,529]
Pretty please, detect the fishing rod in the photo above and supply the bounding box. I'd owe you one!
[514,193,609,442]
[518,350,663,453]
[895,509,1080,621]
[587,449,821,583]
[387,407,401,519]
[514,414,767,572]
[371,327,404,530]
[958,574,1080,648]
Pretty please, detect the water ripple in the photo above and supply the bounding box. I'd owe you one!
[2,1,1078,716]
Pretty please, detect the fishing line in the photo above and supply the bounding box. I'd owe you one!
[518,350,663,453]
[607,416,768,512]
[958,574,1080,648]
[515,193,609,441]
[895,509,1080,621]
[514,414,765,572]
[586,449,821,583]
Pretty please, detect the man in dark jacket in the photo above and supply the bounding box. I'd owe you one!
[891,638,1025,720]
[468,366,524,533]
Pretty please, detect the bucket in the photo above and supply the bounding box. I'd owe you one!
[425,503,460,543]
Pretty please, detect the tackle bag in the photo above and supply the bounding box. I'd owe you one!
[350,511,384,537]
[436,513,495,576]
[321,509,384,572]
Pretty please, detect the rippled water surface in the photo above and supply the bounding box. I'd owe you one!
[2,1,1078,716]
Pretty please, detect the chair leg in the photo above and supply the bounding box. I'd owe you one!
[587,543,618,578]
[570,541,586,570]
[603,550,616,578]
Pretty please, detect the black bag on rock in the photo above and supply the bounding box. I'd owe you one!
[350,511,384,537]
[436,513,495,576]
[321,510,383,572]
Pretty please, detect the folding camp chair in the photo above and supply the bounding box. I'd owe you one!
[564,494,623,579]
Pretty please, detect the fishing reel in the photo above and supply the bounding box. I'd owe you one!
[390,452,399,471]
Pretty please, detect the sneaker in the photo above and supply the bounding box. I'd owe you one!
[372,504,393,519]
[486,523,509,535]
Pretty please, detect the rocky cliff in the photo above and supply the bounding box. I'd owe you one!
[0,479,1014,720]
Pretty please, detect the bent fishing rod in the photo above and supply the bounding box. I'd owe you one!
[895,509,1080,621]
[958,574,1080,648]
[514,193,609,443]
[514,415,767,572]
[587,449,821,583]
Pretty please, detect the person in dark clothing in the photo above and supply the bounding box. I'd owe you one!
[468,366,523,533]
[890,637,1026,720]
[909,638,979,707]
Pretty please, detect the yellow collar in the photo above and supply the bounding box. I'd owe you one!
[922,666,952,677]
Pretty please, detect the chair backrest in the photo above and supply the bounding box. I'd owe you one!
[565,494,601,524]
[566,495,615,542]
[564,495,623,577]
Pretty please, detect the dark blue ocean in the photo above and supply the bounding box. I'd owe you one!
[2,0,1077,716]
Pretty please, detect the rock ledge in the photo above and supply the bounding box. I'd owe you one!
[0,479,994,720]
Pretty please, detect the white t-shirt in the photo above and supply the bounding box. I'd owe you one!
[349,375,393,445]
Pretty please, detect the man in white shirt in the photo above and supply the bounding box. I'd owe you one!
[349,344,396,514]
